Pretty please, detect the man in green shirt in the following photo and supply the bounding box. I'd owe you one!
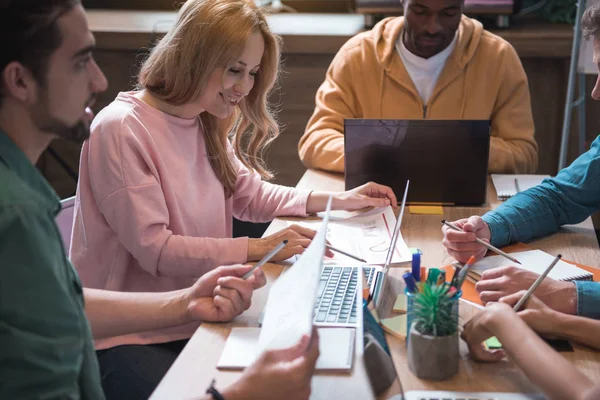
[0,1,319,399]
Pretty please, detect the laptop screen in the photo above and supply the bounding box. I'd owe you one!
[344,119,490,206]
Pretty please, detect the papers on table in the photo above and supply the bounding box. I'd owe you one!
[288,206,411,266]
[469,250,593,282]
[218,327,355,372]
[258,197,332,351]
[491,174,550,201]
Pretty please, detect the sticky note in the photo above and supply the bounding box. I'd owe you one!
[380,314,407,340]
[392,294,407,313]
[485,336,502,349]
[409,205,444,215]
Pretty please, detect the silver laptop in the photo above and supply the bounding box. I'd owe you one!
[313,181,409,327]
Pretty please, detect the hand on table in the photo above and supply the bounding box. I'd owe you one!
[475,266,577,315]
[333,181,398,211]
[247,224,334,262]
[306,181,398,213]
[501,291,564,339]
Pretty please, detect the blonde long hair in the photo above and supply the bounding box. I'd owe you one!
[138,0,281,197]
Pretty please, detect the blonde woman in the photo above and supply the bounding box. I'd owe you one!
[70,0,395,396]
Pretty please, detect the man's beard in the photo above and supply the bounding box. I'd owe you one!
[39,116,90,141]
[31,93,95,142]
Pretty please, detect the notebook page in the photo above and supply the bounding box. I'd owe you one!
[288,205,411,266]
[470,250,592,281]
[491,174,550,200]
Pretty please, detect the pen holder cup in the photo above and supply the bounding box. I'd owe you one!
[405,289,460,380]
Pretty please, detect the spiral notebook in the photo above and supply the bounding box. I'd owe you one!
[468,250,594,282]
[491,174,550,200]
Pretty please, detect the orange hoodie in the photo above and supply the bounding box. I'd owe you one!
[299,16,538,174]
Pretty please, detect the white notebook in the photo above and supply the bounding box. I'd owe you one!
[469,250,593,282]
[218,327,355,372]
[491,174,550,200]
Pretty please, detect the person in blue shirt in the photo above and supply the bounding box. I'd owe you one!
[442,5,600,321]
[0,1,318,399]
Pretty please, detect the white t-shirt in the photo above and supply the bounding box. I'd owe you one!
[396,32,458,104]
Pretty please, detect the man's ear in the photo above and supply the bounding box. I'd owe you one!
[1,62,38,104]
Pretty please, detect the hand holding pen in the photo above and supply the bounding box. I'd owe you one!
[442,218,521,265]
[243,240,289,279]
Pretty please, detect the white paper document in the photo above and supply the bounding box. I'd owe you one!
[470,250,593,282]
[258,198,331,351]
[288,206,411,266]
[218,327,355,372]
[491,174,550,200]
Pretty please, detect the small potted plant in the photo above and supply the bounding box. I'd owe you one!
[407,283,460,380]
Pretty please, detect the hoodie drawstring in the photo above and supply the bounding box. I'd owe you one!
[380,68,386,118]
[460,63,468,118]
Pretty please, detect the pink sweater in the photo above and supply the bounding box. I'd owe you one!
[70,92,310,349]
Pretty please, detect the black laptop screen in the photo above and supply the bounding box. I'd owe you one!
[344,119,490,206]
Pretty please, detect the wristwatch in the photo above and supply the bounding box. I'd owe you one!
[206,379,226,400]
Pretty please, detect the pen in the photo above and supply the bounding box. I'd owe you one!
[326,244,367,263]
[412,253,421,281]
[456,255,477,290]
[441,220,522,265]
[426,268,441,286]
[403,272,418,293]
[514,178,521,194]
[449,264,462,289]
[438,270,446,286]
[513,254,562,312]
[242,240,288,279]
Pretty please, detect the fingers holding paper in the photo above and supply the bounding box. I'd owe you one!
[442,216,490,263]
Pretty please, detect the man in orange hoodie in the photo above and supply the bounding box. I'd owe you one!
[299,0,538,174]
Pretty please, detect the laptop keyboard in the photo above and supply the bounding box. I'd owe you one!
[313,266,376,324]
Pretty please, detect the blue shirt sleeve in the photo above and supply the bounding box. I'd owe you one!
[483,135,600,247]
[575,281,600,319]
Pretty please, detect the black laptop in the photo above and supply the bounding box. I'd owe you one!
[344,119,491,206]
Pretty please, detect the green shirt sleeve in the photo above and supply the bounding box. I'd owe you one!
[0,204,89,399]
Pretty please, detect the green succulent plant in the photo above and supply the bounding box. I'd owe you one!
[412,284,458,337]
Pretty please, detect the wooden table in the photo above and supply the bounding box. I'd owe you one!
[151,170,600,399]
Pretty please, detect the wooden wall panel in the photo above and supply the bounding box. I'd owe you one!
[41,12,600,203]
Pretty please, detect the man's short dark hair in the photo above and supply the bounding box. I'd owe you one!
[0,0,81,100]
[582,3,600,41]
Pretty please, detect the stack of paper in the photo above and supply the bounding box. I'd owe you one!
[468,250,593,282]
[491,174,550,201]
